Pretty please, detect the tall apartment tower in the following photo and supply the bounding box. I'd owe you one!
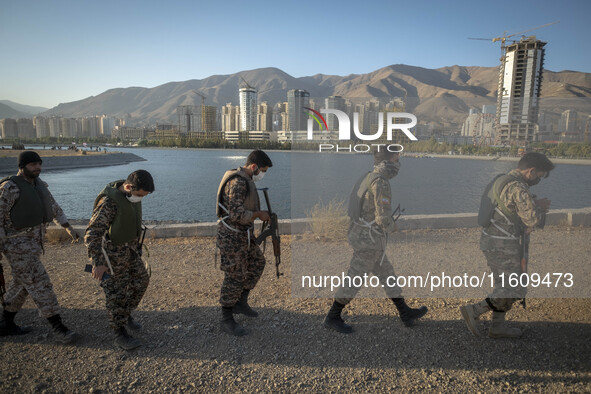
[0,118,18,138]
[33,116,50,138]
[325,96,346,134]
[239,87,257,131]
[221,104,240,132]
[257,102,272,132]
[287,89,310,131]
[496,36,546,145]
[559,110,577,133]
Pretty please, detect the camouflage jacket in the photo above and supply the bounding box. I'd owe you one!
[84,195,139,267]
[481,169,545,252]
[217,176,256,237]
[0,177,68,255]
[348,162,398,250]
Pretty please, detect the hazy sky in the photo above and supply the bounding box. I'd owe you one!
[1,0,589,108]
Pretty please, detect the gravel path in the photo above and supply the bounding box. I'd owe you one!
[1,226,590,392]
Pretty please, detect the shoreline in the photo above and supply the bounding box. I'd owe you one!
[115,146,591,165]
[411,153,591,166]
[0,151,146,175]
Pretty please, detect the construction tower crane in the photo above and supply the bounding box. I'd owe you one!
[469,21,559,55]
[191,90,206,106]
[239,76,255,90]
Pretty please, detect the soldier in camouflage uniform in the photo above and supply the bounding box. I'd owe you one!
[324,150,428,333]
[0,151,80,343]
[84,170,154,350]
[460,152,554,338]
[216,150,273,336]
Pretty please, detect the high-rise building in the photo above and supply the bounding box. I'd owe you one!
[0,118,18,138]
[178,106,200,133]
[257,102,272,132]
[81,116,100,138]
[496,36,546,145]
[287,89,310,131]
[354,104,366,133]
[100,115,116,137]
[221,103,240,132]
[325,96,346,134]
[33,116,50,138]
[559,110,577,133]
[61,117,78,137]
[48,116,62,138]
[239,87,257,131]
[272,102,286,131]
[16,119,35,139]
[202,106,217,131]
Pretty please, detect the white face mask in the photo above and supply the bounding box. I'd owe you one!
[127,195,144,203]
[253,170,265,183]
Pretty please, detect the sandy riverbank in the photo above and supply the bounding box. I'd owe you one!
[1,226,589,392]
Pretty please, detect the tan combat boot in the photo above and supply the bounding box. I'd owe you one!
[488,311,522,338]
[459,300,490,337]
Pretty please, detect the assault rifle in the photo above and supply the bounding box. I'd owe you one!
[520,231,530,308]
[138,224,148,257]
[0,263,5,306]
[255,188,282,278]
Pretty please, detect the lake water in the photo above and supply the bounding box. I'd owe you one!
[6,147,591,221]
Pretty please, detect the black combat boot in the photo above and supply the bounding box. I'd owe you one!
[221,307,247,336]
[323,301,353,333]
[0,310,31,336]
[126,315,142,331]
[114,327,141,350]
[47,314,80,344]
[391,298,428,327]
[232,289,259,317]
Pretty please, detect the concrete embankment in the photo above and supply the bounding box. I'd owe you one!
[0,152,145,175]
[57,207,591,239]
[411,153,591,166]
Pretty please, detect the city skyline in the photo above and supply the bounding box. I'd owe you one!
[1,0,590,108]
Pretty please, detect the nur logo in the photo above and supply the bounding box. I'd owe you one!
[304,108,418,141]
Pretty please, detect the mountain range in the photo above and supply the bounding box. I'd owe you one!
[0,100,48,118]
[6,65,591,127]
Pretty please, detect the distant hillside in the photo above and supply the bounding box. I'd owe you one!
[0,102,29,119]
[37,65,591,126]
[0,100,48,116]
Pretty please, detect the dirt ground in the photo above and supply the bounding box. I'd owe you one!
[1,226,590,393]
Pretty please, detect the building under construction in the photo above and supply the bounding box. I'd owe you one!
[178,105,201,133]
[496,36,546,145]
[201,105,217,132]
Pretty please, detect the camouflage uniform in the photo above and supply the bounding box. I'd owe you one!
[480,169,546,312]
[0,178,68,318]
[335,162,402,304]
[84,190,149,330]
[217,176,266,308]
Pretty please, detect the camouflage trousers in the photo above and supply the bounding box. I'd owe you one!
[100,251,149,330]
[217,232,266,308]
[3,252,61,318]
[335,248,402,305]
[484,250,526,312]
